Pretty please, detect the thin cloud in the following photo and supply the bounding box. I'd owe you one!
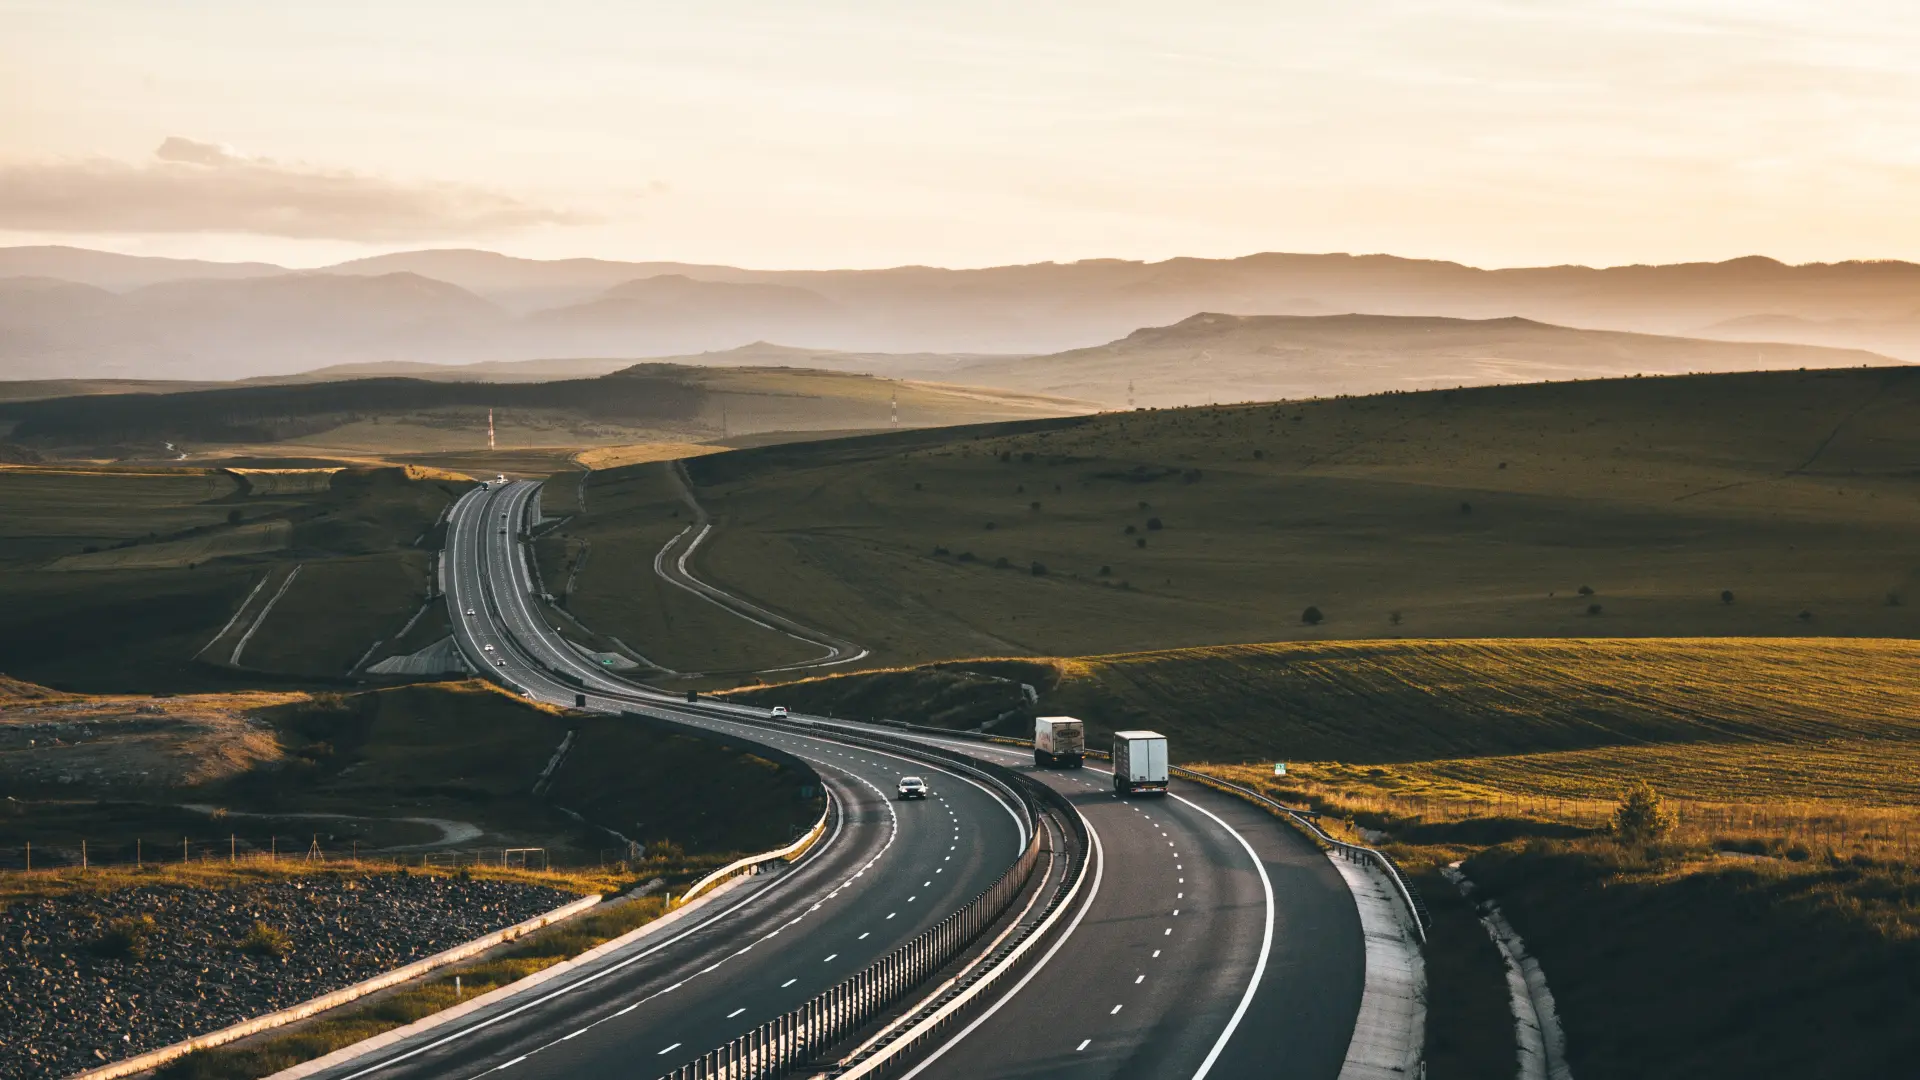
[0,137,591,240]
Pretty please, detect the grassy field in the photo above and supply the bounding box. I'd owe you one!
[537,463,832,674]
[734,633,1920,1077]
[634,366,1920,672]
[2,679,824,870]
[0,465,467,691]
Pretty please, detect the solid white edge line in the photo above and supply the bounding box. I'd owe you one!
[894,809,1105,1080]
[1169,791,1276,1080]
[329,781,852,1079]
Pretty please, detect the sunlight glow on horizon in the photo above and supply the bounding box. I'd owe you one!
[4,1,1919,270]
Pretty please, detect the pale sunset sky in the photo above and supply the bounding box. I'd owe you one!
[2,0,1917,269]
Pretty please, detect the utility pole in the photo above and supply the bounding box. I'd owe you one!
[488,408,496,450]
[890,391,899,427]
[1127,380,1135,409]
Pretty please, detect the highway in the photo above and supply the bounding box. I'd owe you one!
[344,478,1368,1080]
[303,483,1025,1079]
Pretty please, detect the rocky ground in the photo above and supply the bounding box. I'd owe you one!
[0,871,577,1078]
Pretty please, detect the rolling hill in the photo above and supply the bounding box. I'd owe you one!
[11,245,1920,382]
[949,312,1895,406]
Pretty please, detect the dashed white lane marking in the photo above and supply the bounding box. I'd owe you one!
[859,932,871,939]
[562,1028,587,1040]
[824,953,839,962]
[497,1055,527,1070]
[782,978,797,987]
[1109,1004,1123,1015]
[1134,975,1145,984]
[1153,949,1161,958]
[888,912,897,919]
[1164,928,1172,936]
[656,1043,681,1055]
[727,1008,746,1018]
[1076,1039,1092,1052]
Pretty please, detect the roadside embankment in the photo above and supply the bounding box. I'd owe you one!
[0,868,576,1078]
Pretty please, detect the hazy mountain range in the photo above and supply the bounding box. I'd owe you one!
[3,245,1917,386]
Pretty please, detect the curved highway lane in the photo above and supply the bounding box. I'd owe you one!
[305,483,1023,1080]
[443,481,1366,1080]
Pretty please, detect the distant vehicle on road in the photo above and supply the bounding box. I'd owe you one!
[898,776,928,800]
[495,659,507,668]
[770,706,789,718]
[499,527,507,534]
[1112,730,1169,795]
[1033,716,1085,768]
[465,608,476,616]
[483,644,494,652]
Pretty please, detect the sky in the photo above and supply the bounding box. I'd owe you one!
[2,0,1918,270]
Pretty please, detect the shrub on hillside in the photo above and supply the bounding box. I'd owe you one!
[1721,590,1735,604]
[1302,606,1324,626]
[93,915,157,960]
[1612,781,1678,844]
[238,922,292,959]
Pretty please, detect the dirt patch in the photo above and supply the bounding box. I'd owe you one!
[0,679,301,790]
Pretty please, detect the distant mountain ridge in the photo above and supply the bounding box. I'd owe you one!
[5,244,1920,381]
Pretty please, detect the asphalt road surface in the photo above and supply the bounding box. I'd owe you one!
[349,479,1366,1080]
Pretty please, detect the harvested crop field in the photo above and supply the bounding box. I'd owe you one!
[0,869,578,1078]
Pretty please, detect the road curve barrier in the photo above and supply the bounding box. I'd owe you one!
[1164,764,1432,942]
[651,716,1089,1080]
[679,800,834,905]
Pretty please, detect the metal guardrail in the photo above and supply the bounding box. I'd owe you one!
[652,717,1086,1080]
[1166,765,1431,941]
[679,801,833,905]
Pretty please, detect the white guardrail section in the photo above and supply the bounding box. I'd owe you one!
[68,893,603,1080]
[1164,765,1431,944]
[649,716,1086,1080]
[680,800,834,904]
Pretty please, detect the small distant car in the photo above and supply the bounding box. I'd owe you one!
[495,659,507,668]
[498,527,507,534]
[465,608,476,616]
[483,644,495,652]
[770,706,789,718]
[897,777,928,800]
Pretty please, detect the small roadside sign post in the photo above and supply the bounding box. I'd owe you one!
[1274,763,1288,776]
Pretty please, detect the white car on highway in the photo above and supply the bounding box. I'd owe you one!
[483,644,495,652]
[771,706,789,718]
[897,777,929,800]
[465,608,476,616]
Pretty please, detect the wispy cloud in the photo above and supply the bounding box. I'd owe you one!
[0,138,590,240]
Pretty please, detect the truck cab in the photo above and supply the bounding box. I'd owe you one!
[1112,730,1169,795]
[1033,716,1086,768]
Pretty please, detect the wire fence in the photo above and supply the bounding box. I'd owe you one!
[0,841,568,875]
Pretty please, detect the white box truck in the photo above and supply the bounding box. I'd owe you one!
[1033,716,1085,768]
[1111,730,1169,795]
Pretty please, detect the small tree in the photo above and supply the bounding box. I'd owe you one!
[1030,561,1047,576]
[1302,606,1324,626]
[1146,517,1163,531]
[1577,585,1595,597]
[1587,603,1603,616]
[1612,782,1677,844]
[1136,537,1147,549]
[1388,611,1402,626]
[1720,589,1734,605]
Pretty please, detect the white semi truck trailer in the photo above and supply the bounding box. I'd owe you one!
[1033,716,1085,768]
[1111,730,1169,795]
